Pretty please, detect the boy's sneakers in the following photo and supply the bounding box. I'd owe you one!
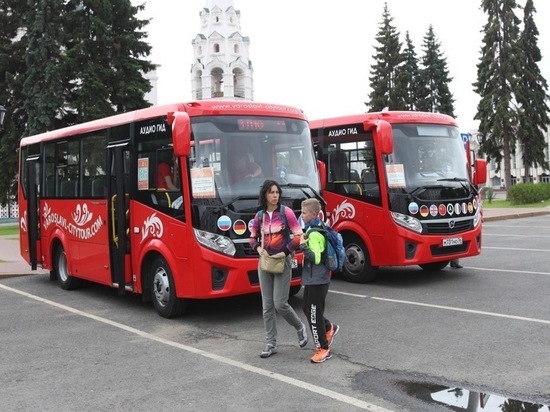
[260,344,277,358]
[310,348,332,363]
[297,323,308,348]
[326,323,340,347]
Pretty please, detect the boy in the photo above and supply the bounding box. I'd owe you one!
[299,198,340,363]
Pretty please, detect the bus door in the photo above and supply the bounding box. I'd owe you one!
[107,142,130,294]
[25,155,41,270]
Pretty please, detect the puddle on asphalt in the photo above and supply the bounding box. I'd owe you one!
[399,381,549,411]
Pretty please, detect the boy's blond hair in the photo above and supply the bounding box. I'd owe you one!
[301,198,321,215]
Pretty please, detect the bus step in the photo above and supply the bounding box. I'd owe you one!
[112,283,134,292]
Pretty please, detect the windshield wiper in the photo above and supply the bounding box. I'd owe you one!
[407,185,445,197]
[436,177,469,182]
[280,182,325,205]
[437,177,477,195]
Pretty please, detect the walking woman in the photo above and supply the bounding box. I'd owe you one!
[249,180,308,358]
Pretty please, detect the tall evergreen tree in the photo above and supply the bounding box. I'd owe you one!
[23,0,66,136]
[396,32,422,111]
[516,0,549,180]
[0,0,155,205]
[63,0,154,124]
[474,0,522,194]
[416,25,455,117]
[0,0,31,204]
[366,2,404,111]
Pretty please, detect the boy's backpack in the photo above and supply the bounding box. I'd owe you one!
[308,222,345,272]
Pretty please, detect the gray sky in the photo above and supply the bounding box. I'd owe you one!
[135,0,550,132]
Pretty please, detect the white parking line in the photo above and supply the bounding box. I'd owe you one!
[0,283,392,412]
[370,296,550,325]
[466,266,550,276]
[483,233,550,238]
[482,246,550,252]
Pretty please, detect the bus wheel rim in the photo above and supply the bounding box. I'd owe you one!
[153,268,170,308]
[58,251,69,282]
[345,245,365,275]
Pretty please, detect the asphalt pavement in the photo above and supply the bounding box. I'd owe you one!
[1,206,549,277]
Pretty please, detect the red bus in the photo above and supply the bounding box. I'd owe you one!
[310,111,487,283]
[19,100,322,317]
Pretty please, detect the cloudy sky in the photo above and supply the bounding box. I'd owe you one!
[135,0,550,132]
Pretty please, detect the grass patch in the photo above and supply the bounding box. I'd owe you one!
[0,225,19,236]
[483,198,550,208]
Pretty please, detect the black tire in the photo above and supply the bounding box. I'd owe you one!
[419,261,449,271]
[150,256,187,318]
[54,245,82,290]
[289,285,302,297]
[341,234,378,283]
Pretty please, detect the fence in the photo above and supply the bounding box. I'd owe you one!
[0,202,18,224]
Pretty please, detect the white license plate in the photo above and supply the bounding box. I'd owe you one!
[442,237,463,247]
[291,258,298,269]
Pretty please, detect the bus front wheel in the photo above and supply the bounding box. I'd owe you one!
[54,245,82,290]
[150,256,187,318]
[341,234,378,283]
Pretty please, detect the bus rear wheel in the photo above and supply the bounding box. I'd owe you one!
[54,245,82,290]
[150,256,187,318]
[419,261,449,271]
[341,234,378,283]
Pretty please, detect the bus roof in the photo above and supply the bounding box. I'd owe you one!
[310,110,457,130]
[20,100,306,146]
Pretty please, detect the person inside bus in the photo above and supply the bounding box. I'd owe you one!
[289,151,306,176]
[157,152,179,190]
[228,150,263,184]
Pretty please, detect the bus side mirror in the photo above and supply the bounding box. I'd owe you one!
[171,112,191,156]
[366,120,393,154]
[473,158,487,185]
[317,160,327,190]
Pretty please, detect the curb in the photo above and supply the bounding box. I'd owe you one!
[483,210,550,222]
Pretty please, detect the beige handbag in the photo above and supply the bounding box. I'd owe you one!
[259,213,286,274]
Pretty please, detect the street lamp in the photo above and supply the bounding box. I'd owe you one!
[0,105,6,131]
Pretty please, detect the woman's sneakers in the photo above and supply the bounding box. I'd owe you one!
[326,323,340,347]
[297,323,308,348]
[260,344,277,358]
[310,348,332,363]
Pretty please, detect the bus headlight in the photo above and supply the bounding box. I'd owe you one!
[391,211,423,234]
[194,229,236,256]
[473,207,481,228]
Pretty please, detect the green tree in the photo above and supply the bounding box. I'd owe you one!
[416,25,455,117]
[63,0,154,124]
[0,0,30,204]
[0,0,155,205]
[23,0,66,136]
[474,0,522,195]
[396,32,422,111]
[515,0,549,180]
[366,2,404,111]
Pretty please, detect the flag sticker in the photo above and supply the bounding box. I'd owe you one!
[217,215,232,231]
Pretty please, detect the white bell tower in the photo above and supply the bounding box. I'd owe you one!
[191,0,254,101]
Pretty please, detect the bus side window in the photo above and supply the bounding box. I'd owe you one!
[92,176,106,197]
[329,150,349,182]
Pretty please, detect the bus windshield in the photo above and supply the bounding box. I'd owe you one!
[385,123,474,209]
[189,115,319,211]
